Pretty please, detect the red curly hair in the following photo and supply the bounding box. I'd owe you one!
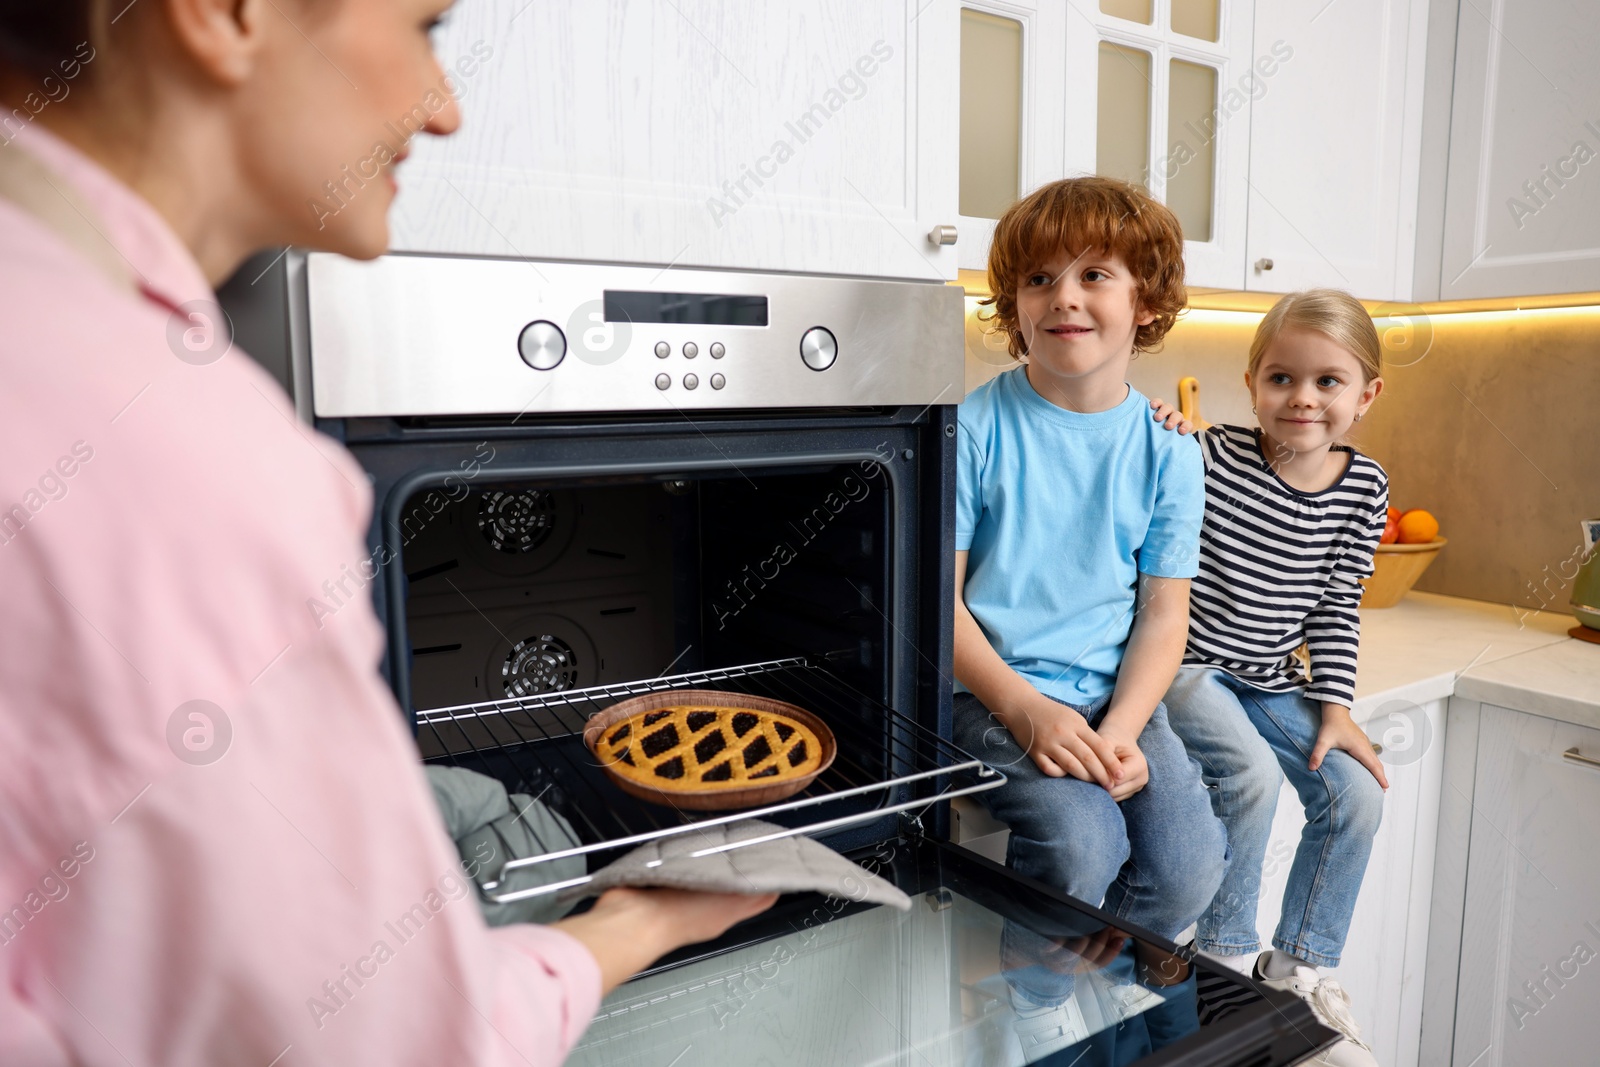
[982,176,1187,358]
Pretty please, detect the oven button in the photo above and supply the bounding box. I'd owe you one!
[683,342,698,359]
[654,341,670,359]
[517,320,567,371]
[799,326,837,371]
[654,373,671,390]
[683,373,699,390]
[710,342,725,359]
[710,373,725,390]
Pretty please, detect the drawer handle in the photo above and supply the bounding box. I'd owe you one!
[1562,747,1600,770]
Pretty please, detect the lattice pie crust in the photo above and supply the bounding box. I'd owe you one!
[595,704,824,791]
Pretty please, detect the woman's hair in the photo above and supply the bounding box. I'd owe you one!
[981,175,1187,359]
[1248,288,1383,383]
[0,3,93,78]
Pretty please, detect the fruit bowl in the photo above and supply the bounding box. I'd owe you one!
[1360,538,1447,609]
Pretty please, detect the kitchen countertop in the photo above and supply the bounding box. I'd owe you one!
[1352,590,1597,724]
[1453,636,1600,730]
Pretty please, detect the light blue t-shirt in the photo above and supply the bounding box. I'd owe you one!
[956,368,1205,705]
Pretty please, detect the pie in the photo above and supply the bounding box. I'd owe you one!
[594,703,826,793]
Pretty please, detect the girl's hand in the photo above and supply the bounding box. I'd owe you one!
[1309,704,1389,790]
[1148,397,1195,435]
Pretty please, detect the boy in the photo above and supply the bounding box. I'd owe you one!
[954,177,1227,1055]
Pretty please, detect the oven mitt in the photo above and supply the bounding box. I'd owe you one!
[561,818,912,911]
[425,765,585,926]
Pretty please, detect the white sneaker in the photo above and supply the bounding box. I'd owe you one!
[1008,987,1090,1062]
[1256,961,1379,1067]
[1095,976,1167,1023]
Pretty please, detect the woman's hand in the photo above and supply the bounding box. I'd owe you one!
[1310,704,1389,790]
[994,695,1123,788]
[554,887,779,995]
[1148,397,1195,434]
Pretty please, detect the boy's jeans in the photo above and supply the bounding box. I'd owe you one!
[953,691,1227,1005]
[1163,666,1385,969]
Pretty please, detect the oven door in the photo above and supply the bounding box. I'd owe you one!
[566,837,1336,1067]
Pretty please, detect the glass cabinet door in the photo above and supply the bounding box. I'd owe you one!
[960,9,1025,224]
[955,2,1068,273]
[1066,0,1253,288]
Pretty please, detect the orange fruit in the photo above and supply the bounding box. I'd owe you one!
[1397,509,1440,544]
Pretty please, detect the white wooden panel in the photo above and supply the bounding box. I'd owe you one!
[1245,0,1429,301]
[392,0,959,280]
[1439,0,1600,298]
[1451,705,1600,1066]
[1420,695,1481,1067]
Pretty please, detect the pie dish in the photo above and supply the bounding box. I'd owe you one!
[583,689,837,810]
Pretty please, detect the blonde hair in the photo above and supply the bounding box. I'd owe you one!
[1248,289,1382,382]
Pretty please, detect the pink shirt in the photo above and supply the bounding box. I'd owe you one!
[0,127,601,1066]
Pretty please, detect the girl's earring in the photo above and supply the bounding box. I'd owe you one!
[1354,412,1364,422]
[1251,405,1257,415]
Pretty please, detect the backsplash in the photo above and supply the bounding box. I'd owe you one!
[963,300,1600,617]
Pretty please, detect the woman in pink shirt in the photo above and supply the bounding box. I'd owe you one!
[0,2,775,1065]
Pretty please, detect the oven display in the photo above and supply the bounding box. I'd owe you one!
[602,290,769,326]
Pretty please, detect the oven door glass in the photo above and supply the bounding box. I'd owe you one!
[564,839,1334,1067]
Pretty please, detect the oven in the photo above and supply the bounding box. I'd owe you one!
[226,251,1332,1067]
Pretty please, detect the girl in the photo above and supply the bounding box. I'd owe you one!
[1152,289,1390,1067]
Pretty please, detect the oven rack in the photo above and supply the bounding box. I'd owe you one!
[415,656,1005,903]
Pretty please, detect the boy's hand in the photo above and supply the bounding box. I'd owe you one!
[1105,740,1148,801]
[1098,722,1149,801]
[1148,397,1195,434]
[1309,703,1390,790]
[998,695,1122,788]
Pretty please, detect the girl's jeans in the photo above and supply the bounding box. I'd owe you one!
[1163,666,1385,969]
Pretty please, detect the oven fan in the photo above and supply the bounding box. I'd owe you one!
[501,633,580,697]
[478,490,557,554]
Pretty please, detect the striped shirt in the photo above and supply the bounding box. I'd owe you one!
[1183,424,1389,707]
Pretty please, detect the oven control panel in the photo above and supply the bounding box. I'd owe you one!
[306,254,962,417]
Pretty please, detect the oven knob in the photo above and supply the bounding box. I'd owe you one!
[517,320,566,371]
[799,326,837,372]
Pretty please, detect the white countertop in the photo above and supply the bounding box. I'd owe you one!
[1352,591,1599,726]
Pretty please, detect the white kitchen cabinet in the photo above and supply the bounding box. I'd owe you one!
[392,0,959,281]
[1438,0,1600,299]
[1441,705,1600,1067]
[1253,696,1446,1067]
[1242,0,1432,302]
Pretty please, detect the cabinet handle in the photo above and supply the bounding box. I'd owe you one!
[1254,258,1275,272]
[1563,747,1600,770]
[928,225,958,247]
